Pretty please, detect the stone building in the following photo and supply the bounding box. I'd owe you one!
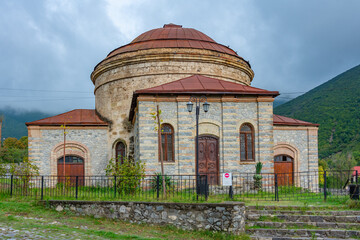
[27,24,319,183]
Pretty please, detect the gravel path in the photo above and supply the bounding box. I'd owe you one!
[0,215,106,240]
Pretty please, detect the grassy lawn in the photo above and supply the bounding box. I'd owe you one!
[0,197,249,240]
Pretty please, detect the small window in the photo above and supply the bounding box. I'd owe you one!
[58,155,84,164]
[160,124,174,162]
[115,141,126,164]
[240,123,255,161]
[274,155,293,162]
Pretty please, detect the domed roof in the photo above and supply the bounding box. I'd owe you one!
[105,24,240,59]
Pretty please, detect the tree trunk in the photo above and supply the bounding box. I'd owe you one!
[157,105,166,198]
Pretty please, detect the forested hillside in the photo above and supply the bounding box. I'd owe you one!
[0,107,52,139]
[275,64,360,164]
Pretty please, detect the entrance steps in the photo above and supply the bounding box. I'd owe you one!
[246,206,360,239]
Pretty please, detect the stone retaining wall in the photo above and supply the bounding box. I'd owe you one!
[40,200,245,234]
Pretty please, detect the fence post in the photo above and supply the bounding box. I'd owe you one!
[114,176,117,198]
[323,170,327,201]
[75,176,78,199]
[356,170,358,184]
[41,176,44,200]
[156,175,160,200]
[275,174,279,201]
[10,175,13,197]
[205,176,208,201]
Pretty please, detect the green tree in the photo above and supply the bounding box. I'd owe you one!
[3,137,18,149]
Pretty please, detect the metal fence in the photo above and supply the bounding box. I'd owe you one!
[0,170,358,201]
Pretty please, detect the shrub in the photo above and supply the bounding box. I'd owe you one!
[253,162,263,190]
[150,173,172,191]
[105,156,145,195]
[9,157,39,195]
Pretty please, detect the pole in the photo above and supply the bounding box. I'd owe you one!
[114,176,117,198]
[196,103,200,199]
[275,173,279,201]
[10,175,13,197]
[41,176,44,200]
[63,128,66,181]
[324,170,327,201]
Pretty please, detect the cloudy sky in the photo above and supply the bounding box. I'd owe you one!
[1,0,360,113]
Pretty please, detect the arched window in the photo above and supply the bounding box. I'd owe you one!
[240,123,255,161]
[161,124,174,162]
[115,141,126,164]
[57,155,84,164]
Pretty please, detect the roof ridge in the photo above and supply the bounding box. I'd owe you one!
[196,75,206,90]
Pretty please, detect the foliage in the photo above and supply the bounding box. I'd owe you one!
[105,156,145,195]
[8,157,39,195]
[318,165,325,186]
[0,148,27,163]
[323,151,356,170]
[253,162,263,190]
[0,136,28,163]
[275,64,360,162]
[151,172,173,191]
[0,163,6,176]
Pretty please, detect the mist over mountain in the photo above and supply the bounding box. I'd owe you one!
[0,107,53,139]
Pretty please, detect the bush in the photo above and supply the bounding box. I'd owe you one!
[151,173,172,191]
[105,156,145,195]
[253,162,263,190]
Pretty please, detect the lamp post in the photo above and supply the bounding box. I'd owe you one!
[187,96,210,195]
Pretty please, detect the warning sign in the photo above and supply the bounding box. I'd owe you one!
[222,173,232,186]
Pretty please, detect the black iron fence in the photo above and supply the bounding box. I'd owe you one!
[0,170,358,202]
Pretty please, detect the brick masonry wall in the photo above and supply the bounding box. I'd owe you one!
[135,96,275,175]
[28,127,109,175]
[273,127,319,173]
[44,200,246,234]
[91,48,254,163]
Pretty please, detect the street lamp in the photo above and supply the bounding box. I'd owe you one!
[187,96,210,195]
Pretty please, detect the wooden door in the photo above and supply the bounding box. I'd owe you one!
[198,135,219,185]
[57,156,85,186]
[274,155,293,186]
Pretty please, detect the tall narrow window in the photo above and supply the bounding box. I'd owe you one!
[160,124,174,162]
[115,141,126,164]
[240,124,255,161]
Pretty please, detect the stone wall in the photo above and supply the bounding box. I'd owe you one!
[134,95,275,175]
[91,48,254,162]
[43,200,245,235]
[28,126,109,175]
[273,126,319,190]
[273,126,319,173]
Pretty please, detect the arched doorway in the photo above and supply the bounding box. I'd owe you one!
[197,135,219,185]
[274,155,294,186]
[57,155,85,185]
[115,141,126,164]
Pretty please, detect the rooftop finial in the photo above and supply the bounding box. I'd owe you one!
[163,23,182,28]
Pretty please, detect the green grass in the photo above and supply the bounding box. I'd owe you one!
[0,198,250,240]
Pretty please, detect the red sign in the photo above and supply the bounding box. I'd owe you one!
[225,173,230,178]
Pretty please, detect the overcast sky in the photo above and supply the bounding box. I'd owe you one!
[1,0,360,114]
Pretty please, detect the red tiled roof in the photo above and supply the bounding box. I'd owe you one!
[135,75,279,95]
[104,24,244,62]
[26,109,108,126]
[273,114,319,127]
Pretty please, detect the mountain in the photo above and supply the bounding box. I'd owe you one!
[274,64,360,159]
[0,107,53,139]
